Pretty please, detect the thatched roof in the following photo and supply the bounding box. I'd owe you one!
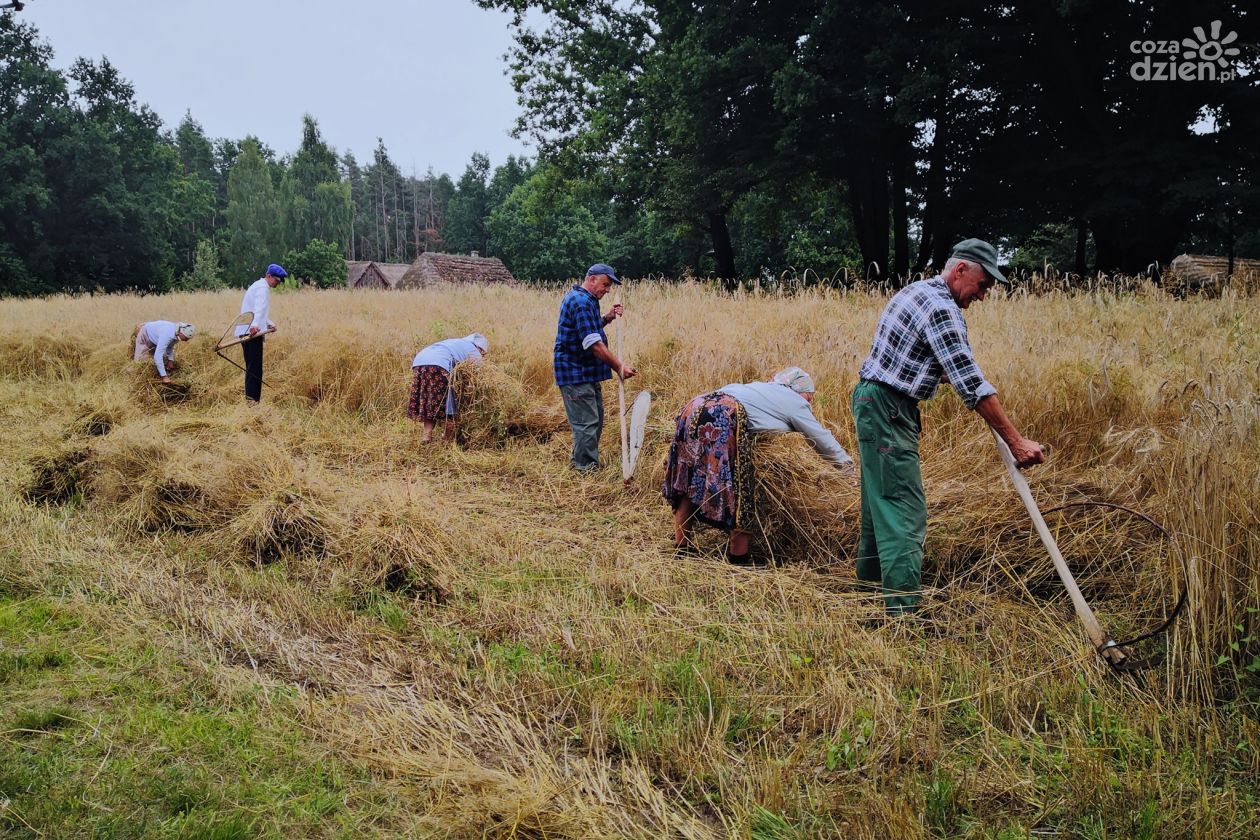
[346,261,413,290]
[397,253,517,289]
[1167,254,1260,295]
[377,263,411,287]
[346,261,374,287]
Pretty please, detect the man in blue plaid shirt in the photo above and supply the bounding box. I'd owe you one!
[853,238,1044,615]
[554,263,638,471]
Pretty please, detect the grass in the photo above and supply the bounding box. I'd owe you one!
[0,594,403,837]
[0,279,1258,836]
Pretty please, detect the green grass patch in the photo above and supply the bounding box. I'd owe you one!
[0,594,397,838]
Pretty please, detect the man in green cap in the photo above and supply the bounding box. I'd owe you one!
[851,238,1045,615]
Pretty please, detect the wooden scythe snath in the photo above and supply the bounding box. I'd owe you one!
[993,430,1187,673]
[616,288,628,480]
[615,287,651,485]
[213,312,275,387]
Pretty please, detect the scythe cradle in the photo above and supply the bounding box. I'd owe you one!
[213,312,275,387]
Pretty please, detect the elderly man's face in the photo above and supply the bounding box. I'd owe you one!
[949,260,995,309]
[584,273,614,299]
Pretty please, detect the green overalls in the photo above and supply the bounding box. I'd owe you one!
[851,379,928,614]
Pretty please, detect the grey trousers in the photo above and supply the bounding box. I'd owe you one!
[560,382,605,471]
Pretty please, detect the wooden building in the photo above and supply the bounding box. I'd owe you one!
[346,261,413,289]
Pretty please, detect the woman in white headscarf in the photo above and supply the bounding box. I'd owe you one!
[407,333,489,442]
[662,367,854,566]
[133,321,195,383]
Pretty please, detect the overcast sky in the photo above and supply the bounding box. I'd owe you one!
[25,0,535,177]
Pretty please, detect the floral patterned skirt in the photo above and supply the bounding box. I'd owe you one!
[407,365,450,422]
[662,391,755,532]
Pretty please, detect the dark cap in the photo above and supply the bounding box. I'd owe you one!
[950,239,1009,287]
[266,263,288,279]
[585,263,621,285]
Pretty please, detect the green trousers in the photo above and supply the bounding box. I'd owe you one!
[851,380,927,614]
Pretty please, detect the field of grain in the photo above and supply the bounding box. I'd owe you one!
[1,281,1258,838]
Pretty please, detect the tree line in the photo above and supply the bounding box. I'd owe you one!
[2,5,1256,296]
[479,0,1258,286]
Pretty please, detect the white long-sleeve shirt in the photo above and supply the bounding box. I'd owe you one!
[718,381,854,468]
[235,278,275,337]
[140,320,180,377]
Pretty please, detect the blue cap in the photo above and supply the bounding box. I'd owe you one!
[586,263,621,285]
[267,263,288,279]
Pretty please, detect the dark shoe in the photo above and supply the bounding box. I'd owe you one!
[727,550,768,568]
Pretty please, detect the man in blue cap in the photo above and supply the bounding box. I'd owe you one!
[236,263,286,402]
[553,263,638,471]
[852,238,1044,615]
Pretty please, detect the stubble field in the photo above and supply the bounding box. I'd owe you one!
[1,281,1258,838]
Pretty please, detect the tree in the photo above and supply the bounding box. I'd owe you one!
[487,166,608,280]
[1,18,191,293]
[223,137,282,285]
[445,152,491,256]
[0,13,69,294]
[413,167,455,254]
[279,115,351,254]
[47,57,184,292]
[282,239,345,289]
[480,0,795,286]
[342,151,365,259]
[357,139,406,262]
[174,238,225,290]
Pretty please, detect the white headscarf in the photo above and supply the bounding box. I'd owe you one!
[466,333,489,353]
[772,366,815,394]
[177,323,196,339]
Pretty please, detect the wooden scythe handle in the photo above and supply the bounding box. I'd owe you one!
[214,326,275,352]
[615,288,629,481]
[992,429,1128,668]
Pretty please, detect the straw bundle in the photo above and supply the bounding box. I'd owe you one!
[112,451,228,533]
[226,485,338,565]
[750,433,861,563]
[283,336,405,416]
[70,398,130,437]
[21,444,92,505]
[331,518,453,604]
[83,413,296,537]
[85,421,174,515]
[121,365,204,407]
[451,360,567,447]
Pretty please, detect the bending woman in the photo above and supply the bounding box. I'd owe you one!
[662,366,854,566]
[407,333,488,442]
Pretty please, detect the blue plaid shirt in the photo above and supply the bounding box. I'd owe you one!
[858,277,997,409]
[553,285,612,387]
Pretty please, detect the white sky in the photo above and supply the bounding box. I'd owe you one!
[23,0,535,177]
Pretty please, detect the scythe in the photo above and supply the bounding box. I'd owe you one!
[213,312,275,388]
[993,430,1186,672]
[614,288,651,485]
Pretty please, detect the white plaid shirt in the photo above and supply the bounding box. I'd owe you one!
[858,277,996,409]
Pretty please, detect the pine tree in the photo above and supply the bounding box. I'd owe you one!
[280,115,351,253]
[224,137,282,285]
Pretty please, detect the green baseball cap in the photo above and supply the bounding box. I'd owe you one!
[951,238,1009,287]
